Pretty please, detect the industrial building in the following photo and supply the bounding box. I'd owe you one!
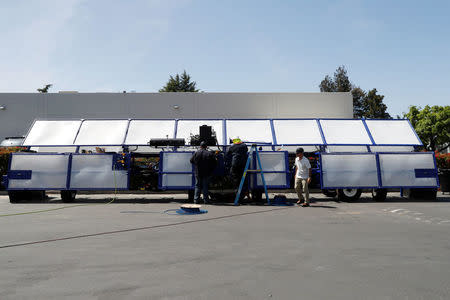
[0,92,352,141]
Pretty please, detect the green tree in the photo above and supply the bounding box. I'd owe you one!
[319,66,391,119]
[403,105,450,151]
[362,88,391,119]
[319,66,351,92]
[37,84,52,93]
[351,87,366,118]
[159,71,199,92]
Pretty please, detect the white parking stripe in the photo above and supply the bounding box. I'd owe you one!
[384,208,450,225]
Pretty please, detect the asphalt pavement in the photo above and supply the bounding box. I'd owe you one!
[0,192,449,300]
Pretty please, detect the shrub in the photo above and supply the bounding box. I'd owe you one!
[0,147,25,189]
[435,152,450,170]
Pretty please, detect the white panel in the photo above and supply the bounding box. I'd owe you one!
[125,120,175,145]
[162,152,193,172]
[369,146,414,152]
[320,120,372,145]
[176,120,224,146]
[74,120,129,145]
[70,155,128,189]
[365,120,422,145]
[326,146,369,153]
[321,154,378,188]
[8,154,69,189]
[273,119,323,145]
[258,152,287,171]
[226,120,273,145]
[254,152,288,187]
[23,120,81,146]
[161,174,193,187]
[379,153,437,187]
[256,173,287,187]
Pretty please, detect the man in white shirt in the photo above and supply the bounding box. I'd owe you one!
[294,147,312,207]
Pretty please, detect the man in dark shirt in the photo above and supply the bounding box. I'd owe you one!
[225,138,249,203]
[190,141,217,204]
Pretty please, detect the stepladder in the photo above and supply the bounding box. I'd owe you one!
[234,144,270,205]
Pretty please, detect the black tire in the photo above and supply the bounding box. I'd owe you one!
[403,188,437,201]
[322,189,337,198]
[8,191,25,203]
[337,189,362,201]
[372,189,387,201]
[61,190,77,203]
[8,190,45,203]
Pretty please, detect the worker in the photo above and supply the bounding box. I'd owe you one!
[190,141,217,204]
[294,147,312,207]
[225,138,249,203]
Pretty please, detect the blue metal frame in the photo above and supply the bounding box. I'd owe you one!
[361,119,376,145]
[66,153,131,191]
[222,119,227,146]
[269,119,277,151]
[66,154,73,189]
[362,118,423,146]
[72,119,85,145]
[173,119,179,139]
[251,151,290,189]
[158,151,195,190]
[316,119,327,145]
[6,152,130,191]
[375,152,383,187]
[121,119,132,145]
[378,152,439,189]
[319,151,439,189]
[6,152,70,191]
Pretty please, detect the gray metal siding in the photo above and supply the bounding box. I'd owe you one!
[0,92,352,140]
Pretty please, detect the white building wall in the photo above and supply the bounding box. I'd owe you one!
[0,92,352,140]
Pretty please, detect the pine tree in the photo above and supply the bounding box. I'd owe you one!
[319,66,391,119]
[37,84,52,93]
[362,89,391,119]
[159,71,199,92]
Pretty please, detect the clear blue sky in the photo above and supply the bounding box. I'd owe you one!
[1,0,449,116]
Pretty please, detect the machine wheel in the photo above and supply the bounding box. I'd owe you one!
[8,191,25,203]
[372,189,387,202]
[61,190,77,203]
[403,188,437,201]
[322,189,337,198]
[337,189,362,201]
[8,190,45,203]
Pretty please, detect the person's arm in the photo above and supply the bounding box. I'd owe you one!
[294,158,298,179]
[190,152,196,164]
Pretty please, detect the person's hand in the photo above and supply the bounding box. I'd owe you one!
[307,177,311,184]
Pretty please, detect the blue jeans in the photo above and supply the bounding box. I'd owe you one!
[194,175,211,203]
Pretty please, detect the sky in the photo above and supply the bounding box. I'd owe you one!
[0,0,449,117]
